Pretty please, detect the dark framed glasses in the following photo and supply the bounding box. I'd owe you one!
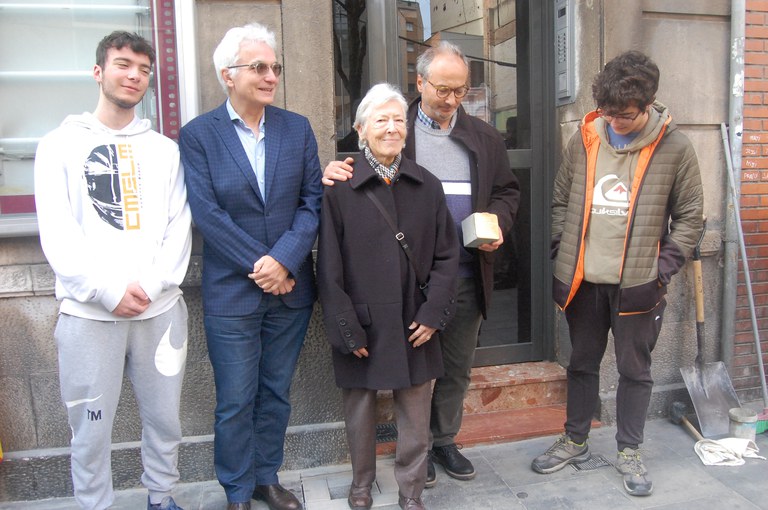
[427,80,469,99]
[597,107,645,121]
[227,61,283,77]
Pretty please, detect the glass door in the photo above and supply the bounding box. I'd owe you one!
[470,0,544,365]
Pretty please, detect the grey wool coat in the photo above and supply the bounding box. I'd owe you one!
[317,155,460,390]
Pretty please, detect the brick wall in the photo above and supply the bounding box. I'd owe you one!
[736,0,768,403]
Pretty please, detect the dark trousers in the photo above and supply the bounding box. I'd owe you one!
[564,281,665,450]
[205,295,312,503]
[429,277,483,447]
[343,381,431,499]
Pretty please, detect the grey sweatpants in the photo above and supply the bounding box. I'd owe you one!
[55,299,188,510]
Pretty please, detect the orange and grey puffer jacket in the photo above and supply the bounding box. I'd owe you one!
[551,102,703,314]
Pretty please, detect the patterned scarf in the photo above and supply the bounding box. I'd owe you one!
[364,146,401,185]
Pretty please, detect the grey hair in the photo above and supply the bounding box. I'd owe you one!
[213,23,277,93]
[416,41,469,80]
[354,83,408,150]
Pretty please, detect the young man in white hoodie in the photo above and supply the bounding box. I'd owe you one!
[34,31,192,510]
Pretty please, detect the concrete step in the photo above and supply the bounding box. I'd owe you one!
[376,361,598,454]
[374,361,568,422]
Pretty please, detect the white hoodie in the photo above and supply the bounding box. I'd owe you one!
[34,112,192,321]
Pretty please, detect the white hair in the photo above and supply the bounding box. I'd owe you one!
[353,83,408,150]
[213,23,277,93]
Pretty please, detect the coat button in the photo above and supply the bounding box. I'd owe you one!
[440,319,447,327]
[343,330,352,338]
[444,308,451,315]
[339,319,347,326]
[449,298,456,304]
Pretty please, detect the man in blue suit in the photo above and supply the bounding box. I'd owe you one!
[179,23,322,510]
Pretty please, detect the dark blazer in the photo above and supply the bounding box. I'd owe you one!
[317,156,459,390]
[405,100,520,317]
[180,102,322,315]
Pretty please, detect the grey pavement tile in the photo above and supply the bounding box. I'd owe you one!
[0,499,75,509]
[482,435,619,492]
[508,474,637,510]
[647,495,761,510]
[423,484,523,509]
[372,458,399,495]
[696,458,768,510]
[304,496,351,510]
[199,483,229,509]
[428,456,509,498]
[303,476,332,503]
[477,435,582,487]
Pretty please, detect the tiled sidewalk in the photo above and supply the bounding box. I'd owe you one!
[2,417,767,509]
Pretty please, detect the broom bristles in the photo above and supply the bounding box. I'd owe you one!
[757,409,768,435]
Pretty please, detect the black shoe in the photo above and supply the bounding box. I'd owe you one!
[253,484,303,510]
[425,454,436,488]
[431,444,475,480]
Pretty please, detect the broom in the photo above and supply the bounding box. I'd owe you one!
[722,124,768,434]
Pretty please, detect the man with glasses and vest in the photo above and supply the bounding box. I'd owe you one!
[323,41,520,489]
[531,51,703,497]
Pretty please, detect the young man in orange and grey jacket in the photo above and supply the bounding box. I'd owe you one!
[531,51,703,497]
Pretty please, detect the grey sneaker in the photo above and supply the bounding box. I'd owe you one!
[531,434,590,474]
[616,448,653,496]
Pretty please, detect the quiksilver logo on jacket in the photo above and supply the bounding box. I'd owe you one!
[83,144,142,230]
[591,173,628,216]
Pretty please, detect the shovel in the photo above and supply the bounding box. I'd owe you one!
[680,219,740,438]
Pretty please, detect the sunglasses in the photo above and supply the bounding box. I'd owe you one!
[227,61,283,77]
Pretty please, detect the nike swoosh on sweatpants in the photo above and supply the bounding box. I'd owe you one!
[155,322,188,377]
[65,394,103,408]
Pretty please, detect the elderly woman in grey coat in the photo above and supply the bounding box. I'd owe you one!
[317,83,459,510]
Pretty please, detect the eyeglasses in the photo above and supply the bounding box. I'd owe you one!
[597,107,645,121]
[227,61,283,77]
[427,80,469,99]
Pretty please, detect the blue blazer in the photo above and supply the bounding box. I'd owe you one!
[180,102,322,315]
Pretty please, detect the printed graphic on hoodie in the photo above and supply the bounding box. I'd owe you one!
[83,144,141,230]
[592,173,629,217]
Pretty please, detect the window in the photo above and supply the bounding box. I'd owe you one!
[0,0,179,235]
[406,21,414,31]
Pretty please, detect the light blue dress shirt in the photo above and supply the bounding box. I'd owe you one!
[226,99,267,200]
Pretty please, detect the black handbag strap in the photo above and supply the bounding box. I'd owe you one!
[364,188,427,288]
